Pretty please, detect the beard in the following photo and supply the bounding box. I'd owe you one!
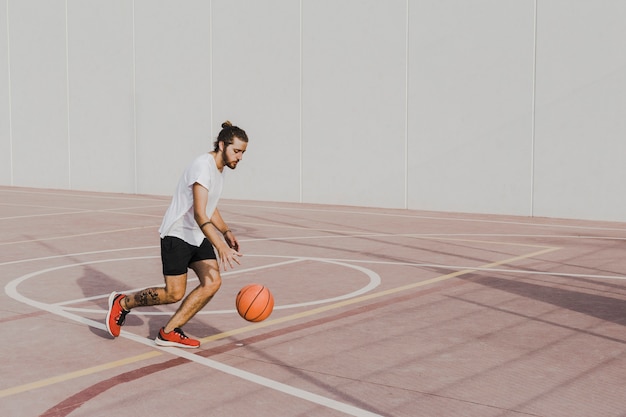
[222,153,238,170]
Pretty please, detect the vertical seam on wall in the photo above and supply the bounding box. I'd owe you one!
[530,0,538,217]
[209,0,213,140]
[404,0,409,209]
[5,0,13,185]
[131,0,137,193]
[65,0,71,188]
[299,0,303,203]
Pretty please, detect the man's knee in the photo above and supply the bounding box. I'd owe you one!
[167,288,187,303]
[200,274,222,297]
[163,281,187,303]
[207,275,222,291]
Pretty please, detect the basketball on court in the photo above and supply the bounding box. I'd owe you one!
[235,284,274,322]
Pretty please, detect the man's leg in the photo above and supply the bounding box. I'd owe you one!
[106,274,188,337]
[123,274,188,310]
[154,260,221,348]
[162,259,222,332]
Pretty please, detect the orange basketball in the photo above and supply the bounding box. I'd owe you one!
[236,284,274,322]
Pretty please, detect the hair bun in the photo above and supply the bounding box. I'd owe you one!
[222,121,233,129]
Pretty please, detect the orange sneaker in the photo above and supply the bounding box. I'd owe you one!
[155,327,200,348]
[106,292,129,337]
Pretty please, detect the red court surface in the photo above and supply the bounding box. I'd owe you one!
[1,186,626,417]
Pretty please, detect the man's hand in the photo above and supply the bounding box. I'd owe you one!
[223,230,239,252]
[217,243,242,271]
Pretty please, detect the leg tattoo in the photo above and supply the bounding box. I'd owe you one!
[134,288,161,306]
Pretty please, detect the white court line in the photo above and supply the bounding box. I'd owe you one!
[0,246,158,266]
[0,188,169,202]
[40,256,381,315]
[220,202,626,233]
[2,232,624,281]
[341,258,626,281]
[7,245,624,318]
[0,204,166,221]
[102,204,168,212]
[96,210,162,219]
[3,186,626,232]
[232,254,626,282]
[2,224,625,251]
[4,258,382,416]
[4,236,623,413]
[240,232,559,248]
[54,258,305,306]
[0,227,156,247]
[398,233,626,242]
[0,202,91,211]
[0,210,91,221]
[0,223,374,248]
[2,205,625,251]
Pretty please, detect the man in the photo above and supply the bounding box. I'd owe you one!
[106,121,249,348]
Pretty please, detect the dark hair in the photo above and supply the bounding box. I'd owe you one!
[214,121,248,151]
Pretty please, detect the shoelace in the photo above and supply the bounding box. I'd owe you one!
[173,328,188,339]
[116,308,129,326]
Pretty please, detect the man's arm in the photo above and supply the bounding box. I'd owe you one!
[210,208,239,251]
[192,183,241,270]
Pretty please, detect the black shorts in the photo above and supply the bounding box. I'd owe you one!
[161,236,217,276]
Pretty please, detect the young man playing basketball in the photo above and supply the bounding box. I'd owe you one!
[106,121,249,348]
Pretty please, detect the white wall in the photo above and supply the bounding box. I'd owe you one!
[533,0,626,221]
[408,0,535,216]
[212,0,301,202]
[2,0,626,222]
[5,0,69,189]
[302,0,407,208]
[134,0,212,195]
[0,0,10,183]
[67,0,135,193]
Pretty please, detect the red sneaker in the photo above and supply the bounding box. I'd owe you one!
[155,327,200,348]
[106,292,129,337]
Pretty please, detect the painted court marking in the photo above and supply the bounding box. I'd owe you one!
[3,241,561,415]
[3,257,381,416]
[3,248,385,415]
[221,201,626,233]
[4,219,625,414]
[4,189,626,415]
[51,256,382,315]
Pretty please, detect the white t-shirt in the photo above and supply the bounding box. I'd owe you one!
[159,153,225,246]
